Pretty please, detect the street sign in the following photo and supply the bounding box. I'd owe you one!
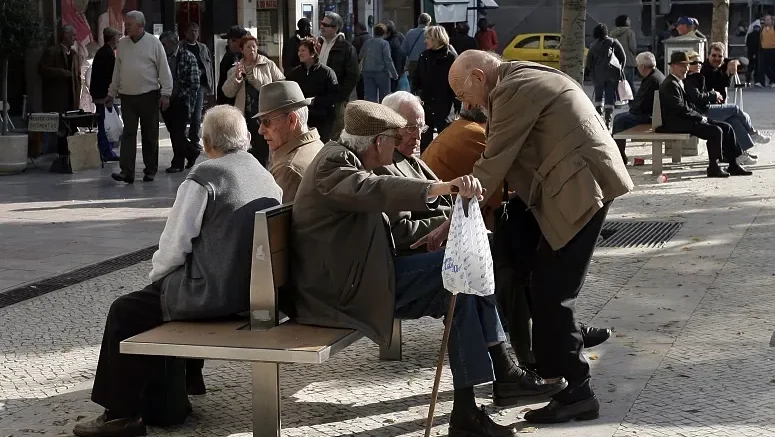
[258,0,278,9]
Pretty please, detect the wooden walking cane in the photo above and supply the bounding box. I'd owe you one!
[424,197,470,437]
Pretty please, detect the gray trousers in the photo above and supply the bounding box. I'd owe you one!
[119,90,160,177]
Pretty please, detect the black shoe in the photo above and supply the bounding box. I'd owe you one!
[102,156,119,162]
[523,396,600,424]
[165,167,184,173]
[111,172,134,184]
[449,405,517,437]
[187,369,207,396]
[580,324,611,348]
[143,174,155,182]
[185,153,200,169]
[707,165,730,178]
[50,156,73,174]
[727,163,753,176]
[72,412,146,437]
[493,368,568,407]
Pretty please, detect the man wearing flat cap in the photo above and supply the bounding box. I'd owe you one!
[289,100,567,437]
[657,51,751,177]
[257,81,323,202]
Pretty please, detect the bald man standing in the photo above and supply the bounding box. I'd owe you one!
[448,51,633,424]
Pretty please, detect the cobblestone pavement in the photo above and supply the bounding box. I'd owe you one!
[2,91,775,436]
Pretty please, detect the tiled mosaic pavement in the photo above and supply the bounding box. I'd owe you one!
[2,100,775,435]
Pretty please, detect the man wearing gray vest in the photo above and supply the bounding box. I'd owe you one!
[73,105,283,437]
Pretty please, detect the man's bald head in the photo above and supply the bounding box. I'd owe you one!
[449,50,501,109]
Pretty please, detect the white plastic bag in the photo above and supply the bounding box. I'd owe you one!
[441,197,495,296]
[617,80,634,102]
[104,106,123,143]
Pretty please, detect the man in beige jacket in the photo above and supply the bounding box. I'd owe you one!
[449,51,634,424]
[257,81,323,203]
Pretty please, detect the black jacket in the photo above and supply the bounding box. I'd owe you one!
[747,29,761,58]
[217,50,241,105]
[683,72,717,114]
[629,68,665,116]
[320,35,359,102]
[90,44,115,100]
[353,31,371,55]
[700,59,740,101]
[387,32,406,76]
[657,74,705,132]
[286,62,339,142]
[450,34,478,55]
[283,31,311,72]
[413,45,458,111]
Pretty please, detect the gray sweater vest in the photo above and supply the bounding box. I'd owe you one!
[160,150,283,321]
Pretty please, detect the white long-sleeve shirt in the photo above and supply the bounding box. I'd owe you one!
[108,32,173,98]
[149,180,208,283]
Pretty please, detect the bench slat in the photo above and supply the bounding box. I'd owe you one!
[120,321,363,364]
[613,124,692,140]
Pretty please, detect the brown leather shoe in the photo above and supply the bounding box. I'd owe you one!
[72,412,146,437]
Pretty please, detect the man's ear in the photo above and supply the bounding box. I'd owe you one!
[471,68,486,84]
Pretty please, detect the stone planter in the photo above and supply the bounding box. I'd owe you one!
[0,134,28,175]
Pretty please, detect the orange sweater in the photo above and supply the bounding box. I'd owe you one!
[762,27,775,49]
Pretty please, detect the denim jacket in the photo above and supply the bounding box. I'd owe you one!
[359,38,398,78]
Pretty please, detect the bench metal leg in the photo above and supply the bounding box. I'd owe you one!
[652,141,663,175]
[379,319,402,361]
[252,362,281,437]
[671,140,682,163]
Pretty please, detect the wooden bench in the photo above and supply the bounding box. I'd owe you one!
[121,203,404,436]
[613,91,695,175]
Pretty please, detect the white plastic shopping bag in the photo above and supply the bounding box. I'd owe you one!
[617,80,634,102]
[441,197,495,296]
[104,106,123,143]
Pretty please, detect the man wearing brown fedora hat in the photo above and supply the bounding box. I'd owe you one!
[289,100,567,437]
[257,81,323,202]
[657,51,752,177]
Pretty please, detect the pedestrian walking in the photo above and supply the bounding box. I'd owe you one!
[359,24,398,103]
[402,13,431,90]
[107,11,173,184]
[90,27,123,162]
[586,23,626,129]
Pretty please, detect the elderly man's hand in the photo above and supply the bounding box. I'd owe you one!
[450,175,483,200]
[410,219,451,251]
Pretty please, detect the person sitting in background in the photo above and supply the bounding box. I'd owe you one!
[258,81,324,203]
[90,26,123,162]
[72,105,282,437]
[685,50,766,165]
[285,37,339,142]
[450,22,478,55]
[611,51,665,164]
[657,51,750,178]
[289,100,568,437]
[159,31,201,174]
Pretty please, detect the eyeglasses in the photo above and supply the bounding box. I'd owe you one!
[404,124,429,134]
[320,22,336,28]
[689,61,701,65]
[258,112,288,128]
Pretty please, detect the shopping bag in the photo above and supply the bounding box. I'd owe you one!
[617,80,634,102]
[398,74,410,92]
[104,106,123,143]
[441,197,495,296]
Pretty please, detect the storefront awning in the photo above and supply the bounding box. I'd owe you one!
[432,0,469,23]
[479,0,499,9]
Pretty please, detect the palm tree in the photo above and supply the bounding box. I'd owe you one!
[711,0,730,53]
[559,0,587,84]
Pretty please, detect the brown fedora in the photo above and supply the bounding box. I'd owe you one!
[254,81,313,118]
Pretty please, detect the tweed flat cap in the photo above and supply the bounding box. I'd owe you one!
[345,100,407,136]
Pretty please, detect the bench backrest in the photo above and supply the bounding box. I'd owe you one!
[651,90,662,129]
[249,203,293,330]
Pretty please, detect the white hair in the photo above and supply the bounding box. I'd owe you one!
[293,106,309,129]
[126,10,146,26]
[339,129,398,153]
[202,105,250,153]
[636,51,656,68]
[381,91,423,115]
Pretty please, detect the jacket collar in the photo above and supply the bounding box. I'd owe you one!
[272,129,321,162]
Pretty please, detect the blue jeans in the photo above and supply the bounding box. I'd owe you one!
[363,71,391,103]
[393,250,506,389]
[188,86,206,149]
[706,104,755,151]
[96,103,118,159]
[612,112,651,155]
[593,80,617,108]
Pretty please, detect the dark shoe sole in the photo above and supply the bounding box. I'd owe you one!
[525,409,600,424]
[111,174,134,184]
[493,381,569,407]
[449,428,517,437]
[143,176,155,182]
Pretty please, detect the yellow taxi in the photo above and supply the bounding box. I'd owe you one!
[502,33,588,70]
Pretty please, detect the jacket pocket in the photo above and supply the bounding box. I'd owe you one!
[338,260,362,306]
[542,152,604,225]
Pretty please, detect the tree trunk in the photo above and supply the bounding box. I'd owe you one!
[1,58,8,136]
[559,0,587,84]
[712,0,730,53]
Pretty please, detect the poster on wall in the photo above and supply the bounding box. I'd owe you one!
[98,0,128,46]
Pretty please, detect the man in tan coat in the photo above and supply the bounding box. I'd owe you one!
[290,100,567,437]
[257,81,323,203]
[449,51,634,424]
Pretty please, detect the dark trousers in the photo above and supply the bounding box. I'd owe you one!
[188,86,206,149]
[118,91,160,177]
[691,120,740,164]
[494,198,610,403]
[420,103,451,154]
[91,283,202,417]
[612,112,651,158]
[161,100,196,169]
[356,77,365,100]
[96,104,118,159]
[756,48,775,85]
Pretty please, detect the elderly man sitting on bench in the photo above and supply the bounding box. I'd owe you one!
[288,100,567,437]
[74,105,283,437]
